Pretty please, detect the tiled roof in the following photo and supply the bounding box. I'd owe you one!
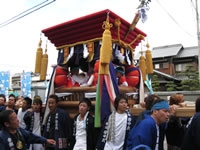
[134,44,183,60]
[152,44,183,58]
[176,46,198,58]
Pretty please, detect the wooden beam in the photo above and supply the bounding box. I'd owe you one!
[130,106,195,117]
[57,101,195,118]
[55,86,136,93]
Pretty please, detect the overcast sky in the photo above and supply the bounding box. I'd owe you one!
[0,0,198,75]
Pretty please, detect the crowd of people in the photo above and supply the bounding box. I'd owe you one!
[0,92,199,150]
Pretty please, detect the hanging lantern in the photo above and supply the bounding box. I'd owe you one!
[99,12,113,74]
[40,43,48,81]
[145,42,153,74]
[34,38,43,73]
[139,54,146,81]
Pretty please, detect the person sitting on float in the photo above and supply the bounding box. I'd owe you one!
[80,60,99,87]
[69,65,89,87]
[115,66,128,86]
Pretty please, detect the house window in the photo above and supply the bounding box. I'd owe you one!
[154,63,169,69]
[163,63,169,69]
[175,63,191,72]
[155,64,160,69]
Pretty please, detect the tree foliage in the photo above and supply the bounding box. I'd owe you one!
[177,64,200,91]
[152,74,160,91]
[165,81,177,91]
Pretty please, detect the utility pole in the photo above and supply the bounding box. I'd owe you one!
[195,0,200,81]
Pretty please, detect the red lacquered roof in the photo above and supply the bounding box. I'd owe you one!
[42,9,146,49]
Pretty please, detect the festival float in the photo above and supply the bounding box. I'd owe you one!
[35,7,195,120]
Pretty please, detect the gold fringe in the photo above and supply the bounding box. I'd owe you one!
[55,36,142,53]
[40,45,48,81]
[99,14,113,75]
[114,18,121,42]
[129,34,144,46]
[145,42,153,74]
[130,49,135,66]
[87,42,94,62]
[34,38,43,73]
[139,55,146,81]
[63,47,69,64]
[56,37,102,50]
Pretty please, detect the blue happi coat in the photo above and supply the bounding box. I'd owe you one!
[126,115,158,150]
[0,128,46,150]
[43,108,71,150]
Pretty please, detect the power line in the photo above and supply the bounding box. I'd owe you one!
[155,0,195,38]
[0,0,56,28]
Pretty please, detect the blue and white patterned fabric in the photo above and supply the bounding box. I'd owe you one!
[21,72,32,97]
[0,71,10,98]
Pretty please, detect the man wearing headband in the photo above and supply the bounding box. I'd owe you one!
[126,99,170,150]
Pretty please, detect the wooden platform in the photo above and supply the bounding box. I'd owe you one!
[58,101,195,118]
[130,106,195,117]
[55,87,195,118]
[55,86,137,102]
[55,86,136,93]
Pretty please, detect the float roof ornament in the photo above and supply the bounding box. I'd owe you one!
[42,9,146,50]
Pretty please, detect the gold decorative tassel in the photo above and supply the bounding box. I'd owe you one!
[34,38,43,73]
[40,43,48,81]
[63,47,69,64]
[87,42,94,62]
[99,12,113,75]
[145,42,153,74]
[139,55,146,81]
[131,49,135,66]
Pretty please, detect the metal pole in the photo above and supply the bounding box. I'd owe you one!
[196,0,200,81]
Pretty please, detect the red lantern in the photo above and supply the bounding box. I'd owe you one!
[126,76,139,87]
[55,66,68,76]
[125,65,140,87]
[54,75,68,88]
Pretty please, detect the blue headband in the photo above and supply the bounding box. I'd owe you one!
[151,100,170,111]
[116,69,124,74]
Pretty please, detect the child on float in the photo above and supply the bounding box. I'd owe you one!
[115,66,128,87]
